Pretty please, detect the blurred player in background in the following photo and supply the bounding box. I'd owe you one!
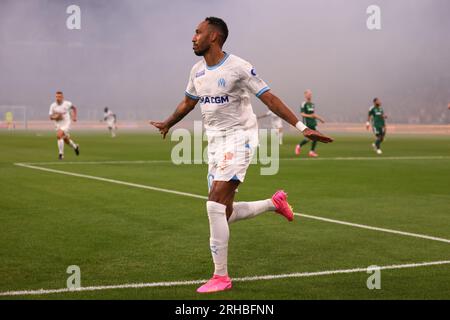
[257,110,283,144]
[366,97,387,155]
[49,91,80,160]
[151,17,333,293]
[295,89,325,157]
[103,107,117,137]
[5,111,15,130]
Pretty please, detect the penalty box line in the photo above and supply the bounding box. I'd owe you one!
[1,259,450,297]
[13,162,450,245]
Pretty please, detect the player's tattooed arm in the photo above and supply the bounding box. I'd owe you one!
[70,106,77,122]
[259,91,333,143]
[149,96,198,139]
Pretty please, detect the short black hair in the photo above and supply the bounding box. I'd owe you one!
[56,91,63,95]
[373,97,378,103]
[205,17,228,46]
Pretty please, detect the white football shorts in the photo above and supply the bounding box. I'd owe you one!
[55,119,71,134]
[207,129,258,190]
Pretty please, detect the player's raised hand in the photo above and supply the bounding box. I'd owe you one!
[302,128,333,143]
[149,120,170,139]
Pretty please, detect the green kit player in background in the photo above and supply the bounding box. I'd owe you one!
[366,97,387,155]
[295,89,325,157]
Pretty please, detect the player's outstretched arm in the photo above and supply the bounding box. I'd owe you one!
[315,114,325,123]
[70,106,78,122]
[149,95,198,139]
[366,115,371,130]
[259,91,333,143]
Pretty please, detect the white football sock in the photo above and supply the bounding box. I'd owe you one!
[68,139,77,149]
[57,139,64,154]
[228,199,275,224]
[206,201,229,276]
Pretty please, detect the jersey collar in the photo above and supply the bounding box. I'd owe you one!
[206,52,230,71]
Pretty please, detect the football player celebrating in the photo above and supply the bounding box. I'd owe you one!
[150,17,333,293]
[49,91,80,160]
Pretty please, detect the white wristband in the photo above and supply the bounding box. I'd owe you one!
[295,121,307,132]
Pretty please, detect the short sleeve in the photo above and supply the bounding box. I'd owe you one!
[240,62,270,98]
[368,107,374,116]
[300,102,306,113]
[185,68,200,100]
[49,104,54,115]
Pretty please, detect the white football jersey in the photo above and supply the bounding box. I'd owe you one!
[49,100,73,122]
[185,53,270,136]
[104,110,115,122]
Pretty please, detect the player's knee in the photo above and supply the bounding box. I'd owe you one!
[208,191,228,206]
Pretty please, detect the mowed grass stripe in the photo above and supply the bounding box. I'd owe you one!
[14,162,450,244]
[17,155,450,165]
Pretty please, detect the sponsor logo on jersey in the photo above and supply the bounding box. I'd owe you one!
[217,78,226,87]
[199,95,229,104]
[195,70,205,78]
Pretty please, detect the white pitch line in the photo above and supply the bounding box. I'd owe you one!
[17,155,450,165]
[19,160,175,165]
[295,213,450,244]
[14,163,207,200]
[13,163,450,245]
[1,260,449,297]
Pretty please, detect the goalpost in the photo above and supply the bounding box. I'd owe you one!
[0,105,28,130]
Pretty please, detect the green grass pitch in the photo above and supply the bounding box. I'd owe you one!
[0,130,449,299]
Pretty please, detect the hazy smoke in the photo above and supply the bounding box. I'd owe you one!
[1,0,449,123]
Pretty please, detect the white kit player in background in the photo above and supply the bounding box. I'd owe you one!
[257,110,284,144]
[49,91,80,160]
[150,17,333,294]
[103,107,117,137]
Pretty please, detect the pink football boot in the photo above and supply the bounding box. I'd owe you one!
[271,190,294,222]
[196,274,232,293]
[295,144,301,155]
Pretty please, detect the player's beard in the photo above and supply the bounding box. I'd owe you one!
[194,44,210,56]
